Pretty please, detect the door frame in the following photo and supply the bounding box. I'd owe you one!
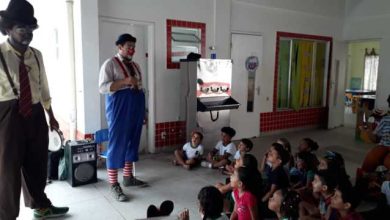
[328,40,347,129]
[230,32,263,139]
[99,16,156,153]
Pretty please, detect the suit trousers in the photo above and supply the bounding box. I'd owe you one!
[0,99,51,220]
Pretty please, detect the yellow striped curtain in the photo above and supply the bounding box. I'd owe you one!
[291,40,313,110]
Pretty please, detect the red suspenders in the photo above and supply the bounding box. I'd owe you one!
[113,57,129,78]
[113,57,142,81]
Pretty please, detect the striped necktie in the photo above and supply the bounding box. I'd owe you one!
[18,57,32,118]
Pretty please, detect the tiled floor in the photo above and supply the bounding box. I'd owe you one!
[17,126,373,220]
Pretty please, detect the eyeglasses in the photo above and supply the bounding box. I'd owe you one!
[14,25,38,34]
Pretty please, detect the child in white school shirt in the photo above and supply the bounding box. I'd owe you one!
[202,127,236,169]
[173,131,204,170]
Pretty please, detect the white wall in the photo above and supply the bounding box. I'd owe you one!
[97,0,231,125]
[231,0,345,113]
[23,0,354,136]
[74,0,101,134]
[91,0,347,134]
[28,0,69,119]
[33,0,390,137]
[344,0,390,109]
[238,0,345,18]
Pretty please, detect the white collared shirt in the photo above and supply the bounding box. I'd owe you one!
[0,41,51,110]
[99,54,142,94]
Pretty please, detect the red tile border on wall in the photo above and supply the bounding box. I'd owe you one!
[260,108,328,132]
[166,19,206,69]
[155,121,186,147]
[261,31,333,133]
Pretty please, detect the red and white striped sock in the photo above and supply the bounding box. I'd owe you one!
[107,169,118,185]
[123,162,134,177]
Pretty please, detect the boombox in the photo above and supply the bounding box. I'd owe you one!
[65,140,97,187]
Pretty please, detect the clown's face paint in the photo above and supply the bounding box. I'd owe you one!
[119,41,136,60]
[8,24,37,48]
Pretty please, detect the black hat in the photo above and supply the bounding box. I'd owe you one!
[0,0,37,26]
[115,33,136,45]
[186,52,201,61]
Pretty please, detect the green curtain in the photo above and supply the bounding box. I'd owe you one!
[278,39,326,110]
[277,40,291,108]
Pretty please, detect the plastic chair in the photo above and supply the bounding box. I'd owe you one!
[94,129,108,162]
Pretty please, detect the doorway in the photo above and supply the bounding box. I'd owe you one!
[230,33,263,139]
[99,17,155,153]
[344,40,380,128]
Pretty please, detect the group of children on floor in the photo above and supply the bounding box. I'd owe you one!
[170,126,390,220]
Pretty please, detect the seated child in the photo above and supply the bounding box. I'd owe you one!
[179,186,229,220]
[298,138,320,154]
[224,138,253,175]
[260,143,290,219]
[276,137,295,170]
[262,143,290,202]
[216,153,261,195]
[296,138,320,168]
[290,151,317,191]
[299,169,338,220]
[216,154,263,215]
[382,170,390,207]
[268,189,301,220]
[318,151,352,189]
[261,138,293,179]
[329,187,363,220]
[202,127,236,169]
[173,131,204,170]
[230,167,259,220]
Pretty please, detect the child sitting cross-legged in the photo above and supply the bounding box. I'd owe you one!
[202,127,236,169]
[329,187,363,220]
[224,138,253,175]
[173,131,204,170]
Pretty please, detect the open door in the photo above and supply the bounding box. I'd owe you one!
[328,40,347,128]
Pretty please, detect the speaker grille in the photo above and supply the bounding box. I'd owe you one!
[74,163,94,182]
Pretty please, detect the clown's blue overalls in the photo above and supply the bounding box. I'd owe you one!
[105,88,145,169]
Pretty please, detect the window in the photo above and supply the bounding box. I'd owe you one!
[171,27,201,63]
[166,19,206,69]
[276,34,331,110]
[363,48,379,91]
